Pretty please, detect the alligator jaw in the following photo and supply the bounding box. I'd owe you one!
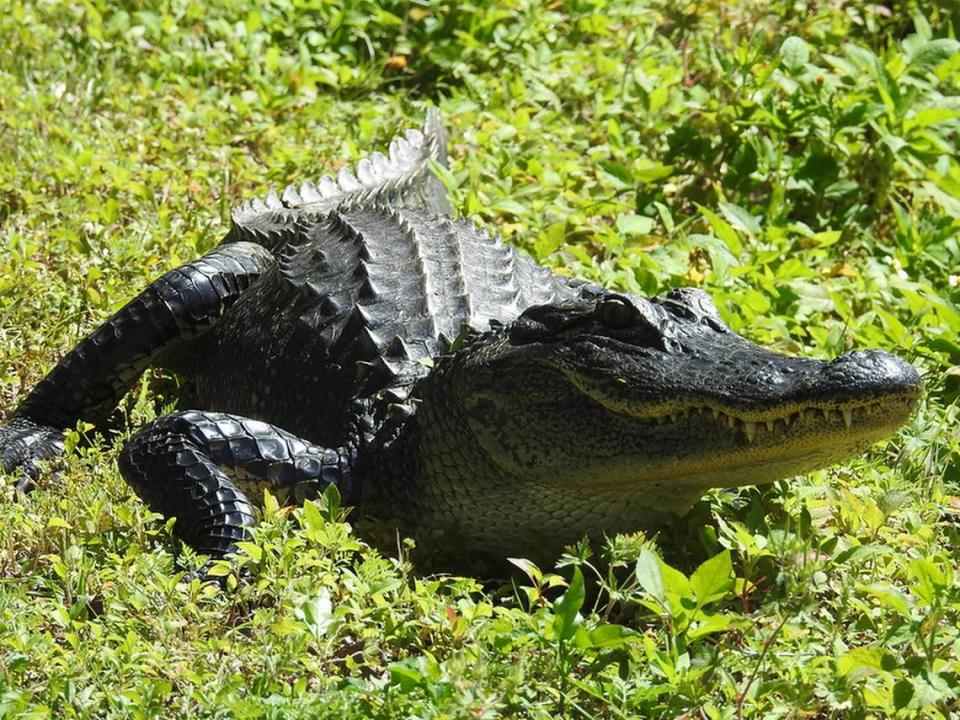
[556,339,922,492]
[396,288,923,559]
[579,392,920,492]
[450,297,922,499]
[602,394,919,441]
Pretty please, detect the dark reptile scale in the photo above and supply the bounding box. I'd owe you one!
[0,111,604,560]
[119,410,350,555]
[190,207,575,445]
[0,111,921,566]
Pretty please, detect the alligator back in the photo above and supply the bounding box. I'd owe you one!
[222,109,451,253]
[191,206,576,445]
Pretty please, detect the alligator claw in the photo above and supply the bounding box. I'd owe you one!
[179,564,226,589]
[13,473,37,495]
[0,416,66,491]
[179,559,251,590]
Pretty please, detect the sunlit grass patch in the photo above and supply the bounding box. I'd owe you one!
[1,1,958,717]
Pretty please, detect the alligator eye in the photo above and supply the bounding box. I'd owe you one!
[598,297,635,329]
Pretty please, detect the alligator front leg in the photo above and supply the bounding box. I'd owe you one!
[0,242,273,489]
[118,410,355,558]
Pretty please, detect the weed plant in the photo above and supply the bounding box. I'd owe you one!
[1,1,959,717]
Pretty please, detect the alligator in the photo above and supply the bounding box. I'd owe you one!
[0,111,921,567]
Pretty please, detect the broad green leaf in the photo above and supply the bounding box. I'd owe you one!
[235,541,262,563]
[911,10,933,40]
[659,560,692,600]
[812,230,841,246]
[774,258,817,279]
[616,213,654,236]
[689,233,740,281]
[388,661,425,692]
[780,36,810,72]
[718,202,761,235]
[635,547,665,603]
[836,646,895,678]
[857,583,912,617]
[690,550,734,605]
[687,612,737,639]
[633,162,675,183]
[741,289,771,314]
[262,489,280,520]
[893,679,914,710]
[296,589,337,639]
[534,221,567,259]
[908,39,960,75]
[318,483,342,521]
[490,199,529,216]
[204,561,233,578]
[599,160,632,187]
[822,51,858,77]
[587,623,635,648]
[429,158,462,203]
[919,181,960,218]
[507,557,543,585]
[552,566,585,641]
[654,201,674,233]
[697,205,743,255]
[844,43,898,106]
[907,107,960,129]
[301,500,325,533]
[909,557,948,606]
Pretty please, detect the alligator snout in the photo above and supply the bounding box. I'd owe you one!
[825,350,922,399]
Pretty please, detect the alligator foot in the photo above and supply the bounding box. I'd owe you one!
[118,410,353,559]
[12,468,66,496]
[179,560,251,589]
[0,416,65,493]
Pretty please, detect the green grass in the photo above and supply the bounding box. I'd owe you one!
[1,0,959,717]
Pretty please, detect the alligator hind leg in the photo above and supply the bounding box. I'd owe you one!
[0,242,273,487]
[119,410,355,558]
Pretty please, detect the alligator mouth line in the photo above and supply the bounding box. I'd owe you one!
[598,395,920,443]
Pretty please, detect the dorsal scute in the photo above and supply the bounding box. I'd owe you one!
[224,109,450,253]
[276,204,577,397]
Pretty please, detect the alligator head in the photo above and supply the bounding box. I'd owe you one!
[407,287,920,554]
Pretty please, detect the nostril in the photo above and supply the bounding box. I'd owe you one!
[831,350,875,365]
[830,350,921,393]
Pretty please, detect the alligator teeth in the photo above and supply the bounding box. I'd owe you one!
[744,422,757,442]
[696,404,871,432]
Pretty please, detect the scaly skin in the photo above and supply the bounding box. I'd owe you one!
[0,113,921,569]
[364,290,920,564]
